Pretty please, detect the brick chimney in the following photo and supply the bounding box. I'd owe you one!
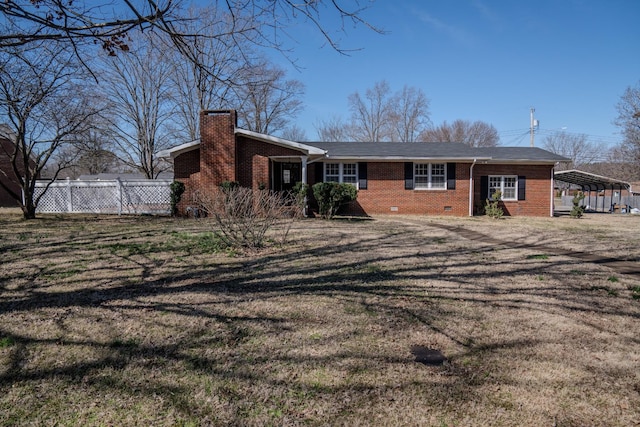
[200,110,237,186]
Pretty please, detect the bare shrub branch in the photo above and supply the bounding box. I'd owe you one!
[197,186,302,251]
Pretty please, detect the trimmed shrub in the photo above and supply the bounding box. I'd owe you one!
[312,182,357,219]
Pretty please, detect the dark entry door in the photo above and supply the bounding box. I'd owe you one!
[274,162,301,192]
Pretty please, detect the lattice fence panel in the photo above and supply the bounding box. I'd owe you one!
[34,185,67,213]
[34,179,172,215]
[121,182,171,214]
[71,184,119,213]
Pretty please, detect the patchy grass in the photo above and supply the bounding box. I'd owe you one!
[1,212,640,426]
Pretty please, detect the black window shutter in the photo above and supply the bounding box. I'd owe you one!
[315,162,324,184]
[480,176,489,201]
[447,163,456,190]
[358,162,368,190]
[518,176,526,200]
[404,162,414,190]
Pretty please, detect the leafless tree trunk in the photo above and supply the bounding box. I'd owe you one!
[166,7,249,142]
[0,43,103,218]
[541,131,605,170]
[317,81,431,142]
[389,85,431,142]
[315,116,352,142]
[234,61,305,135]
[100,32,175,179]
[348,80,393,142]
[614,81,640,168]
[420,119,499,147]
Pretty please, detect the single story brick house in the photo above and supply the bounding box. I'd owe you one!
[159,110,568,217]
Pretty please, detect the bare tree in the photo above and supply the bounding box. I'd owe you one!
[234,61,305,135]
[317,81,431,142]
[280,125,308,142]
[420,119,499,147]
[0,1,382,70]
[166,7,249,142]
[541,131,606,170]
[389,85,431,142]
[582,144,640,182]
[315,116,351,142]
[100,32,175,179]
[348,80,393,142]
[58,129,121,177]
[614,81,640,168]
[0,44,103,218]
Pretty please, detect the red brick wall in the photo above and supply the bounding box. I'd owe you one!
[174,149,200,179]
[236,136,302,190]
[172,112,555,217]
[306,162,554,217]
[344,162,470,216]
[473,164,554,217]
[201,110,237,187]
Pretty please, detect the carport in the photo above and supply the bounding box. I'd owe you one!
[554,169,632,213]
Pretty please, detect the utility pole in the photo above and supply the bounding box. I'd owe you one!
[530,107,535,147]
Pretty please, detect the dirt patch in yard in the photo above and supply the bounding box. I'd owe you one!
[1,212,639,426]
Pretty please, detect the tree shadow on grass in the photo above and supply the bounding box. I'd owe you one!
[1,215,639,424]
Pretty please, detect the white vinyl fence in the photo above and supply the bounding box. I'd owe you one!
[32,178,172,215]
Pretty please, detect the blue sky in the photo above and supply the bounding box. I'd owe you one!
[270,0,639,147]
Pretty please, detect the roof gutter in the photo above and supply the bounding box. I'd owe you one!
[469,158,477,217]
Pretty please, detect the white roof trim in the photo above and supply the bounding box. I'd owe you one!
[157,139,200,158]
[235,129,326,155]
[324,156,493,162]
[156,130,327,159]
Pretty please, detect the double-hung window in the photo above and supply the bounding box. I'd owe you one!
[414,163,446,189]
[489,175,517,200]
[325,163,358,186]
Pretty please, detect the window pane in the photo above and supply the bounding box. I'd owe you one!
[325,163,339,175]
[325,163,339,182]
[503,176,517,199]
[414,164,428,176]
[414,176,429,188]
[343,163,357,176]
[343,176,357,184]
[431,176,445,188]
[431,164,445,188]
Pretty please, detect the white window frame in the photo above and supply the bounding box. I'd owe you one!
[489,175,518,201]
[324,163,358,187]
[414,163,446,190]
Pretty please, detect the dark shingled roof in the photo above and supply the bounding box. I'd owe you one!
[304,141,483,159]
[304,141,569,163]
[475,147,569,162]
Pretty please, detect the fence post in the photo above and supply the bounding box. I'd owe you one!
[66,177,72,213]
[116,178,122,216]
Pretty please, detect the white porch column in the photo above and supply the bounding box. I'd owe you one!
[301,156,308,185]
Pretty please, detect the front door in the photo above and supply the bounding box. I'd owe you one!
[274,162,301,192]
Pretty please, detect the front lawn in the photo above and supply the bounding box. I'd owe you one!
[1,212,639,426]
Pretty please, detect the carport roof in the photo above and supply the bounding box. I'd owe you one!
[554,169,631,190]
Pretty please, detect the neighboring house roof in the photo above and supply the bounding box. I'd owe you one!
[554,169,631,190]
[77,172,173,180]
